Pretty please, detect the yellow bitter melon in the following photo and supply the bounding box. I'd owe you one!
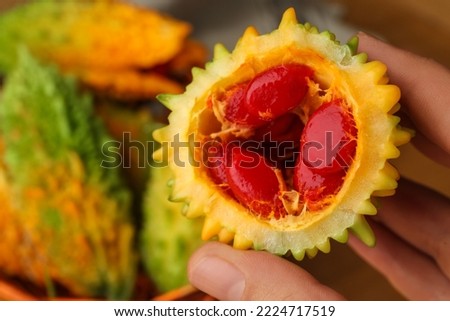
[0,0,198,100]
[154,9,412,259]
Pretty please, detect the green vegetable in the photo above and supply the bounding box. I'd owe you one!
[141,165,203,293]
[0,50,136,299]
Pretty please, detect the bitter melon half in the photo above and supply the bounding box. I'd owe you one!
[154,8,412,260]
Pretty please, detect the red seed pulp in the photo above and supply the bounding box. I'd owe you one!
[294,100,357,210]
[299,100,357,174]
[252,113,303,168]
[203,139,229,186]
[245,64,313,121]
[223,85,267,126]
[206,63,358,217]
[225,146,283,218]
[224,64,313,127]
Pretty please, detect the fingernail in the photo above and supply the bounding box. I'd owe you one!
[358,31,386,42]
[189,256,245,300]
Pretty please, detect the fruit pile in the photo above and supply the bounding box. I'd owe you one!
[0,1,412,300]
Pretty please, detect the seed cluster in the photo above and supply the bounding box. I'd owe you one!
[203,64,357,219]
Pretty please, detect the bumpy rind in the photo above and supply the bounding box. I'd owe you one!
[141,165,203,293]
[154,8,412,258]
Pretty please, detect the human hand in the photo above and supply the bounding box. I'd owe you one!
[187,33,450,300]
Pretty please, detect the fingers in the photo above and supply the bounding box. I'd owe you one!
[397,112,450,167]
[376,180,450,278]
[358,32,450,155]
[188,242,345,300]
[411,131,450,167]
[349,221,450,300]
[349,179,450,299]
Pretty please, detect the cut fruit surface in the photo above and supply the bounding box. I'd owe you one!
[154,8,412,259]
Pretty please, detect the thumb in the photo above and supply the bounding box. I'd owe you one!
[188,242,345,300]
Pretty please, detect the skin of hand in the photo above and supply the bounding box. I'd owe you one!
[187,33,450,300]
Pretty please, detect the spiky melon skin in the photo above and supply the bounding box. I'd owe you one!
[141,165,203,292]
[154,8,412,260]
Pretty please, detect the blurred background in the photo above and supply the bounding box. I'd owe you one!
[0,0,449,301]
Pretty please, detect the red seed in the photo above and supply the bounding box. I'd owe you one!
[224,84,267,126]
[293,159,345,211]
[245,64,313,121]
[223,64,313,127]
[225,146,282,217]
[294,100,357,209]
[300,100,357,174]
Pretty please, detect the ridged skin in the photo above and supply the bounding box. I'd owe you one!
[141,165,203,293]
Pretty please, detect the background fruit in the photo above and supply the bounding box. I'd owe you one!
[0,50,136,299]
[141,165,203,293]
